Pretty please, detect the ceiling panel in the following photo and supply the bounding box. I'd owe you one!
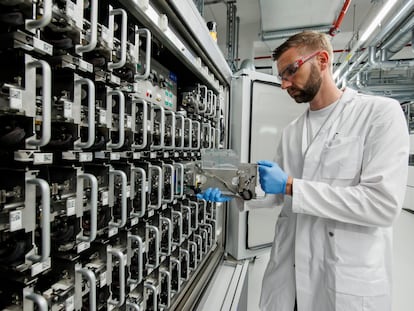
[260,0,343,32]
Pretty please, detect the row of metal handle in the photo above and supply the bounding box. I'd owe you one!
[21,57,219,150]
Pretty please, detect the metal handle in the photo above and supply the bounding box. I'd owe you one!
[180,249,190,280]
[108,8,127,70]
[207,218,217,243]
[152,104,165,149]
[107,247,126,307]
[24,290,48,311]
[190,201,199,230]
[198,198,207,223]
[135,28,152,80]
[78,173,98,242]
[210,93,217,118]
[172,210,183,246]
[148,165,163,210]
[159,269,171,308]
[197,84,208,113]
[207,90,214,116]
[175,114,185,149]
[144,283,158,311]
[74,78,96,149]
[210,126,216,148]
[160,216,172,256]
[200,223,213,248]
[170,258,181,292]
[202,122,212,149]
[192,120,201,150]
[199,228,208,253]
[165,110,176,150]
[107,90,125,149]
[132,99,148,149]
[181,205,191,237]
[27,178,50,262]
[75,267,97,311]
[184,118,192,150]
[163,164,174,203]
[127,234,143,285]
[188,241,198,269]
[26,0,52,29]
[174,163,184,198]
[76,0,98,53]
[130,167,146,218]
[26,60,51,147]
[194,234,203,261]
[109,169,127,228]
[146,225,160,268]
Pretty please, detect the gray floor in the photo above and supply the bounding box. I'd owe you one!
[245,211,414,311]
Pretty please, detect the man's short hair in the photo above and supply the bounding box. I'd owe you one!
[272,31,333,66]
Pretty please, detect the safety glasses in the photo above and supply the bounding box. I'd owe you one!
[278,50,321,81]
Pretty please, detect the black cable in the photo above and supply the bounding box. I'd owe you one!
[402,208,414,215]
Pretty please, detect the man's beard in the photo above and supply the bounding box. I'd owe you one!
[288,64,322,103]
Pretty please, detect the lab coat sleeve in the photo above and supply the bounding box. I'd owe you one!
[292,99,409,227]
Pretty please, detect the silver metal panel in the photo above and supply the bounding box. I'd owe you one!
[227,69,307,259]
[168,0,233,84]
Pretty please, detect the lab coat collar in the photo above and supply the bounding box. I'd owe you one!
[301,87,358,158]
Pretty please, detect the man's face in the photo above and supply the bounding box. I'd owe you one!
[277,48,322,103]
[287,63,322,103]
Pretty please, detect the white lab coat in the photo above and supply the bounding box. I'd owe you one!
[259,88,409,311]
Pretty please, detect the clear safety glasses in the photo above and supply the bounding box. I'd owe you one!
[278,50,321,81]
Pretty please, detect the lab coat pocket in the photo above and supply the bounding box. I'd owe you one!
[326,224,388,297]
[321,136,362,179]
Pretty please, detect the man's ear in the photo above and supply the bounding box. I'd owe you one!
[318,50,330,70]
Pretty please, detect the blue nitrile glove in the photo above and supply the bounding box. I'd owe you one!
[196,187,232,202]
[257,160,288,194]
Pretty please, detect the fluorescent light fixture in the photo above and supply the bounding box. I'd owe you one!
[359,0,399,43]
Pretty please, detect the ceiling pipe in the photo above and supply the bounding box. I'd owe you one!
[368,45,414,68]
[334,0,414,82]
[261,25,331,41]
[335,0,414,84]
[329,0,352,36]
[382,14,414,55]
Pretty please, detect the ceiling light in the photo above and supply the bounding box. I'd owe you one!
[359,0,399,43]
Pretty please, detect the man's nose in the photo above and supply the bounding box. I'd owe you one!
[281,79,292,89]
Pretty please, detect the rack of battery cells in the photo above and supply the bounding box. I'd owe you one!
[0,0,225,310]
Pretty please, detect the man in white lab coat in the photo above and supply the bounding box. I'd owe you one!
[199,31,409,311]
[257,31,409,311]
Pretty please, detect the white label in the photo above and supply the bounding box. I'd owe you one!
[9,210,22,232]
[79,59,93,72]
[148,210,154,217]
[99,109,107,125]
[33,153,53,165]
[150,152,157,158]
[9,88,22,110]
[126,185,131,198]
[126,115,132,128]
[131,217,139,226]
[79,152,93,162]
[66,0,75,17]
[110,153,120,160]
[65,295,75,311]
[33,37,53,55]
[64,101,73,119]
[101,191,109,206]
[77,241,90,253]
[31,257,51,276]
[100,271,107,287]
[108,226,118,237]
[144,181,149,192]
[164,152,169,158]
[110,74,120,85]
[133,152,141,159]
[66,198,76,216]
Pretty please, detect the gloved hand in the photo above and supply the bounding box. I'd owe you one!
[196,187,232,202]
[257,160,288,194]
